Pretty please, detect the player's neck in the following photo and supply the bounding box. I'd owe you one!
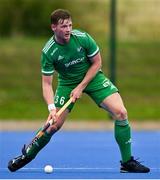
[54,35,70,45]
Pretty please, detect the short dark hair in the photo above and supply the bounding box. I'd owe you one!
[51,9,71,24]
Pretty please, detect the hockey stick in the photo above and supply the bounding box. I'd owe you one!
[24,97,73,151]
[8,97,73,172]
[37,97,73,138]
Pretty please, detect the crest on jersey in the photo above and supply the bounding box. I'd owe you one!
[77,47,83,52]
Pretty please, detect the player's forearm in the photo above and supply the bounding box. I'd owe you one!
[42,84,54,105]
[42,75,54,105]
[79,53,102,89]
[79,63,101,89]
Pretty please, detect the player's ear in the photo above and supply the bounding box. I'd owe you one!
[51,24,56,32]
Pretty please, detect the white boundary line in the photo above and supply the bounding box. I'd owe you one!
[1,168,160,180]
[0,167,160,171]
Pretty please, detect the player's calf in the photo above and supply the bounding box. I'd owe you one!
[8,131,52,172]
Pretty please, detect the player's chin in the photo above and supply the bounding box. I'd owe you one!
[64,35,70,42]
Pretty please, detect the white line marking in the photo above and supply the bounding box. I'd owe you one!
[0,167,160,171]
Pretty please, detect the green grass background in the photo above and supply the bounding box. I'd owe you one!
[0,0,160,121]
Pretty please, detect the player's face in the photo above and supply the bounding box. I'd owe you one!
[51,18,72,44]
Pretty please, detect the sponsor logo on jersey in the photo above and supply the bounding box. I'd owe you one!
[65,57,84,68]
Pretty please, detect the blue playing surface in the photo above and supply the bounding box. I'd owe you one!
[0,130,160,179]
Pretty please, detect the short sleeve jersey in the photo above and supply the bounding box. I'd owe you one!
[41,29,99,85]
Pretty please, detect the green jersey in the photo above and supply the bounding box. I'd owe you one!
[41,30,99,85]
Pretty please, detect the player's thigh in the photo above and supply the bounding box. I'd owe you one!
[54,85,75,112]
[100,92,128,119]
[85,73,118,106]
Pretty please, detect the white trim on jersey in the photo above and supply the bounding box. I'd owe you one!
[72,30,86,37]
[43,37,53,50]
[72,33,86,37]
[43,41,55,53]
[41,69,54,74]
[43,38,55,53]
[87,47,99,58]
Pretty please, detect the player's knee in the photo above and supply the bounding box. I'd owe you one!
[114,107,128,120]
[55,122,63,131]
[48,123,62,135]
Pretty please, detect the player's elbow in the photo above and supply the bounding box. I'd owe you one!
[94,60,102,71]
[91,53,102,70]
[98,61,102,70]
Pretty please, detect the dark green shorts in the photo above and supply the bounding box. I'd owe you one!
[54,72,118,111]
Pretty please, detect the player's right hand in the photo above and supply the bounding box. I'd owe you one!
[70,84,83,103]
[46,109,57,124]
